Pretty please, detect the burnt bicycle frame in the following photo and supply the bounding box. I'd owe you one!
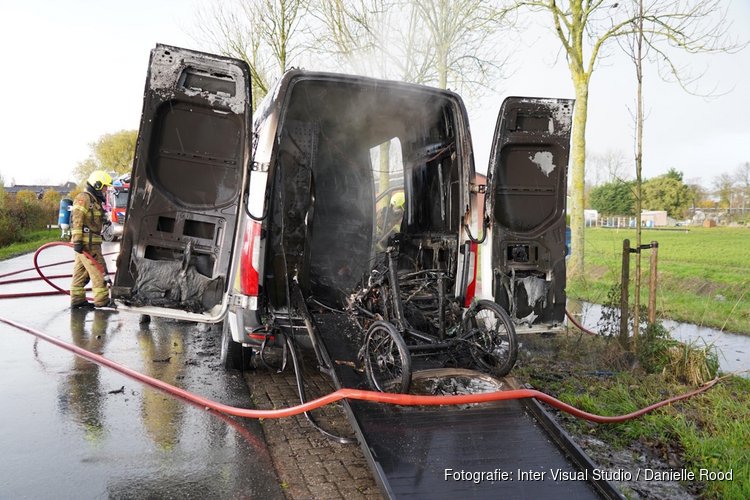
[347,237,518,393]
[357,248,465,349]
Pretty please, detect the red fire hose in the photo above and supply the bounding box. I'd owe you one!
[0,242,110,299]
[0,316,719,423]
[0,243,721,423]
[33,242,107,295]
[566,309,599,335]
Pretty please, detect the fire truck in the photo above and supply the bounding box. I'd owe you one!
[102,174,130,242]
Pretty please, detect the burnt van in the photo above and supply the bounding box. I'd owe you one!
[113,44,572,375]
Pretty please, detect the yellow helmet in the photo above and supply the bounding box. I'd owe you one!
[87,170,113,191]
[390,191,405,208]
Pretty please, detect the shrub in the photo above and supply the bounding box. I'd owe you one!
[0,210,21,246]
[594,285,718,383]
[0,195,53,247]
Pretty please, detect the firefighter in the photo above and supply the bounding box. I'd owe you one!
[70,170,113,308]
[376,191,406,251]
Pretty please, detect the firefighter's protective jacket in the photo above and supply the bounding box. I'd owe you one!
[70,187,110,307]
[71,190,105,247]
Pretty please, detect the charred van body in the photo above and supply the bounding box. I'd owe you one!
[113,44,573,376]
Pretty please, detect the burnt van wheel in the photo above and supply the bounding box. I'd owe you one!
[221,319,253,371]
[364,321,411,393]
[463,300,518,377]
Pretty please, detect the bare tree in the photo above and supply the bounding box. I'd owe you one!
[619,0,647,347]
[713,171,736,210]
[412,0,511,92]
[513,0,744,279]
[193,0,309,107]
[586,149,629,187]
[313,0,436,196]
[734,161,750,211]
[314,0,433,82]
[315,0,511,92]
[684,177,705,213]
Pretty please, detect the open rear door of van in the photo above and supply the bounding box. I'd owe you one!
[112,44,251,322]
[487,97,573,332]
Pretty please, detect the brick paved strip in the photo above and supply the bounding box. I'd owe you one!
[244,351,382,499]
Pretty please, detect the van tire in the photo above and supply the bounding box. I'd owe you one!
[462,300,518,378]
[220,318,253,371]
[363,321,412,393]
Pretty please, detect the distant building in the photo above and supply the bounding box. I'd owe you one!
[584,209,598,227]
[592,209,670,228]
[641,210,668,227]
[4,181,77,198]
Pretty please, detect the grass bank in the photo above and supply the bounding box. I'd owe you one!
[516,333,749,499]
[0,229,63,261]
[568,227,750,335]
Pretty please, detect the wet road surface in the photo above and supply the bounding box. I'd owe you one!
[0,244,284,499]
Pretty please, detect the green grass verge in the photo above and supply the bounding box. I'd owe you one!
[0,229,65,261]
[516,334,750,499]
[569,227,750,334]
[558,374,748,499]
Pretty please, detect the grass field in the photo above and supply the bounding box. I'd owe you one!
[0,229,64,261]
[516,334,750,499]
[568,227,750,335]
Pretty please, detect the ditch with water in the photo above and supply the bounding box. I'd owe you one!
[567,300,749,376]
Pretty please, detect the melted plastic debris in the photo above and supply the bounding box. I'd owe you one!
[130,258,223,312]
[412,375,502,396]
[518,311,539,327]
[520,275,548,308]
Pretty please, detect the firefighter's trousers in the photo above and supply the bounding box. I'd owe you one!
[70,244,109,307]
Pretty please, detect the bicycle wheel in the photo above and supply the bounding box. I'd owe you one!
[364,321,412,393]
[462,300,518,377]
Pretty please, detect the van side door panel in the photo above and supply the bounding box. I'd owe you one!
[112,45,251,320]
[488,97,574,330]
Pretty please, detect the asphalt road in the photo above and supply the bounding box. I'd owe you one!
[0,243,284,499]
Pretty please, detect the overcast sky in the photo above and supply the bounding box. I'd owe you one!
[1,0,747,189]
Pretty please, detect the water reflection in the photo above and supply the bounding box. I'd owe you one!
[137,320,186,450]
[566,299,584,324]
[58,309,110,442]
[567,300,750,375]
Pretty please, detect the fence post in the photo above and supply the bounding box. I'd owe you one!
[620,239,630,349]
[648,241,659,326]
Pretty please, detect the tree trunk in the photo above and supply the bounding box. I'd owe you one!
[567,75,589,279]
[437,42,448,89]
[633,0,645,349]
[379,141,391,194]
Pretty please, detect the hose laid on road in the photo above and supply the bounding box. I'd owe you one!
[284,333,356,444]
[0,246,117,280]
[0,315,719,423]
[0,242,109,299]
[33,242,107,295]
